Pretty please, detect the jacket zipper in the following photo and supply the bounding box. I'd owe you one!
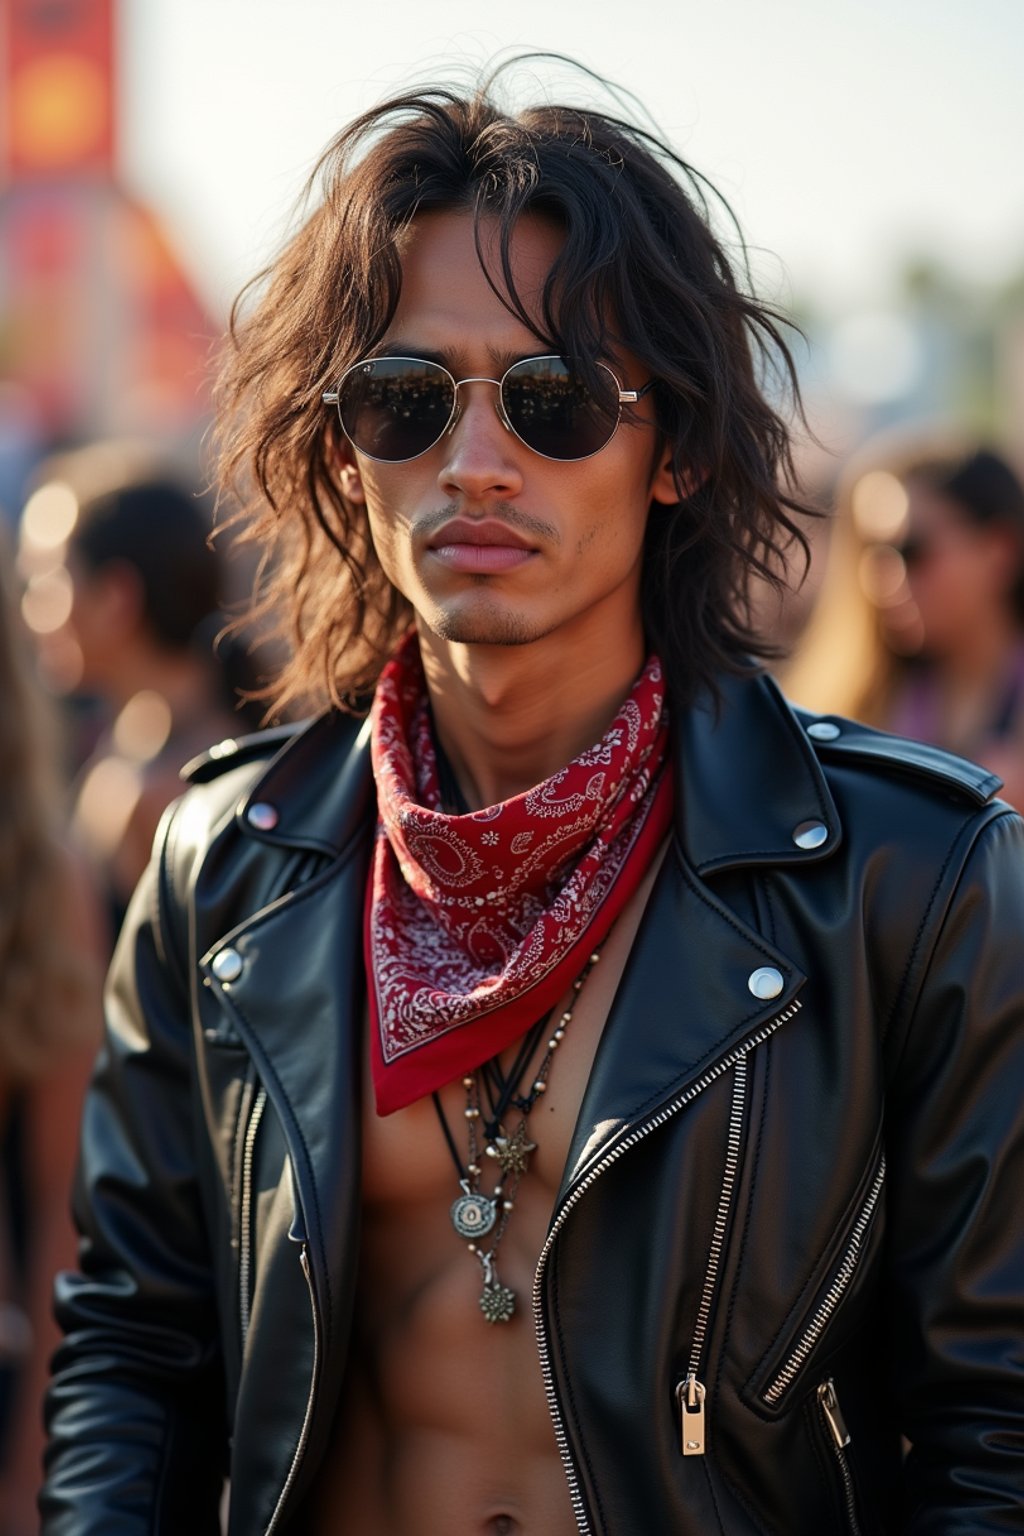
[263,1241,321,1535]
[239,1086,268,1345]
[238,1080,321,1534]
[532,997,802,1536]
[762,1154,886,1407]
[817,1378,862,1536]
[676,1050,749,1457]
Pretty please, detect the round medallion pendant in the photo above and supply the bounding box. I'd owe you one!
[450,1193,497,1239]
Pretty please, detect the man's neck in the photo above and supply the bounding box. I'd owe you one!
[417,624,647,809]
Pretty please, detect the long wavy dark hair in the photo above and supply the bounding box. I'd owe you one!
[215,59,813,717]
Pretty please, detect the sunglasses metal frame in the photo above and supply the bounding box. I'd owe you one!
[321,354,654,463]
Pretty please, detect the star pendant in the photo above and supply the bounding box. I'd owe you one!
[489,1121,538,1177]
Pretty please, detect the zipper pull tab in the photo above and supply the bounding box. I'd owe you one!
[817,1378,851,1449]
[676,1374,707,1456]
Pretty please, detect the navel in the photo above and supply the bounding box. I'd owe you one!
[488,1517,520,1536]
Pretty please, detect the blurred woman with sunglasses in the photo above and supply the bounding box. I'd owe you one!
[784,437,1024,807]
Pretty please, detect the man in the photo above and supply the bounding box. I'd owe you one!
[42,69,1024,1535]
[31,461,255,927]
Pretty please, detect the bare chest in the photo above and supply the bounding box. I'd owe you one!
[358,843,664,1306]
[361,963,609,1226]
[305,852,664,1534]
[353,926,625,1354]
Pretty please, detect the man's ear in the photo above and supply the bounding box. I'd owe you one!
[649,447,704,506]
[335,442,366,505]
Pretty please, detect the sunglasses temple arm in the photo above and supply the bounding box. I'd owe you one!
[618,384,652,404]
[619,379,657,404]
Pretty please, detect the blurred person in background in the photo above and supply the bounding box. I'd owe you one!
[0,544,103,1536]
[887,449,1024,801]
[25,464,264,930]
[783,435,1024,807]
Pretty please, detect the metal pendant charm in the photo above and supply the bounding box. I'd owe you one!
[450,1192,496,1239]
[480,1282,516,1323]
[487,1121,537,1176]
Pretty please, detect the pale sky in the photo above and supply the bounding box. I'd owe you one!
[120,0,1024,323]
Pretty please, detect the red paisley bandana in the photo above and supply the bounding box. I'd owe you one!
[366,632,673,1115]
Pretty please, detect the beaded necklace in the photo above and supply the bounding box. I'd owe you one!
[433,948,601,1323]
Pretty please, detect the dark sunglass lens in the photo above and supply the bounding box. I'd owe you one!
[338,359,453,460]
[502,357,618,460]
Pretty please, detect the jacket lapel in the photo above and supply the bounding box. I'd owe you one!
[560,669,841,1194]
[197,714,375,1353]
[201,848,370,1274]
[560,841,804,1198]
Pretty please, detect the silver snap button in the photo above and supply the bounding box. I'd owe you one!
[793,819,829,850]
[247,801,279,832]
[211,947,243,984]
[748,966,784,1000]
[807,720,841,742]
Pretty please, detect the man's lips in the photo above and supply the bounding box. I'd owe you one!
[427,517,536,550]
[426,517,538,573]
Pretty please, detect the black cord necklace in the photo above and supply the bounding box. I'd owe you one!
[432,947,602,1323]
[428,714,603,1320]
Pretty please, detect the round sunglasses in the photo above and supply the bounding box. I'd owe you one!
[322,354,654,463]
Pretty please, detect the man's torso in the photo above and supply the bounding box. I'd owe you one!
[307,849,666,1535]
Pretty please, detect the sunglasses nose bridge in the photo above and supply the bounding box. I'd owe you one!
[444,376,510,440]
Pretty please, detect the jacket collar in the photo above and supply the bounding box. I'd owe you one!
[235,666,842,877]
[674,668,841,874]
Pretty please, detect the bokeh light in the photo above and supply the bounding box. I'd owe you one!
[21,480,79,553]
[850,471,910,544]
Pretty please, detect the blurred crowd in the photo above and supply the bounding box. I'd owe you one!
[0,443,275,1534]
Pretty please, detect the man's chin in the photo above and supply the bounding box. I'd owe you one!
[424,599,537,649]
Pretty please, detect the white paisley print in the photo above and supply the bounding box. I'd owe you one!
[367,631,673,1112]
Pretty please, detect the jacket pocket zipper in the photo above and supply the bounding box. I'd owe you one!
[239,1085,268,1346]
[762,1153,886,1407]
[817,1378,862,1536]
[675,1051,749,1457]
[531,997,802,1536]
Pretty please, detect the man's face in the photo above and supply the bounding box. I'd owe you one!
[337,210,677,654]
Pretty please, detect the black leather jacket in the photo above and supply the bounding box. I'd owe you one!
[42,672,1024,1534]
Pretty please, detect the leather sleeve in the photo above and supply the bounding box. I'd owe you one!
[40,802,226,1535]
[886,807,1024,1530]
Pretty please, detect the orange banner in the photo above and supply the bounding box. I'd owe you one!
[1,0,116,182]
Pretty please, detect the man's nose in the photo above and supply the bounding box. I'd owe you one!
[437,381,524,502]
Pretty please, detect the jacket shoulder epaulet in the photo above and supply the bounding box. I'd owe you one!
[180,723,306,784]
[794,710,1003,808]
